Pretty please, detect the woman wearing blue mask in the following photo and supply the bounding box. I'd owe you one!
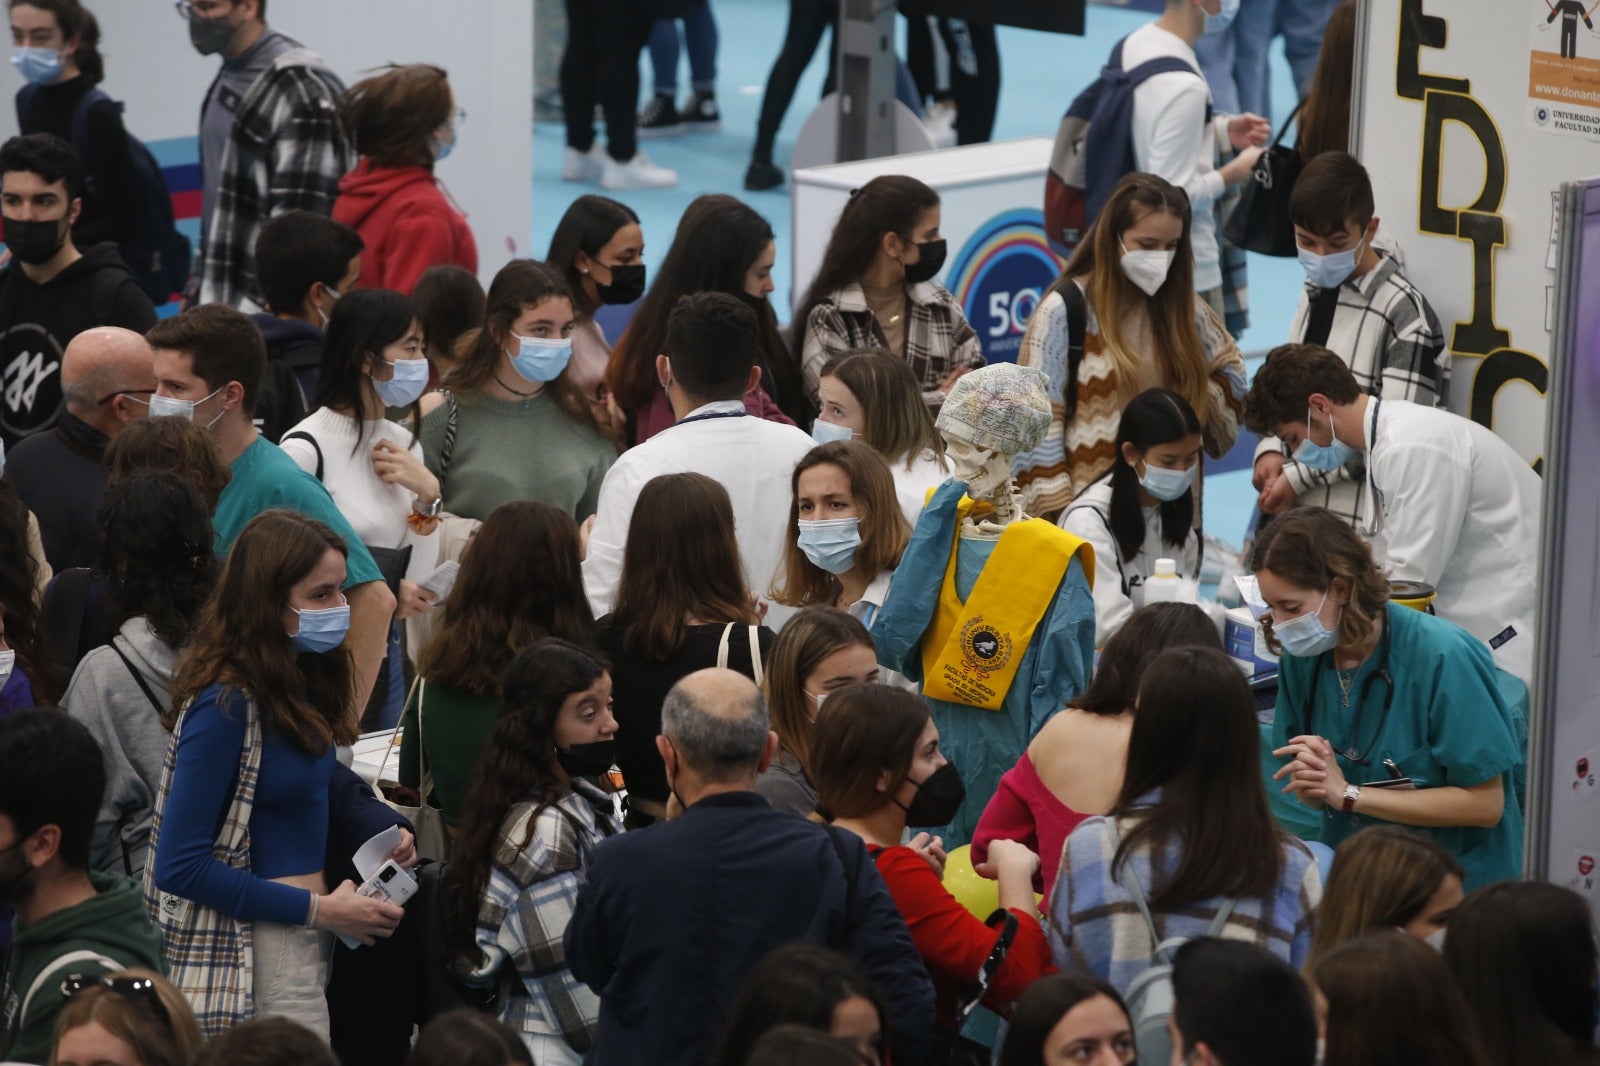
[149,509,410,1037]
[1061,388,1204,646]
[9,0,133,254]
[280,288,442,729]
[772,440,910,634]
[418,259,617,523]
[1254,506,1524,891]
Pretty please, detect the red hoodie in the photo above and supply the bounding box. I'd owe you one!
[332,160,478,295]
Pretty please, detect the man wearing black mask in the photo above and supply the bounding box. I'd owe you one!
[0,134,155,449]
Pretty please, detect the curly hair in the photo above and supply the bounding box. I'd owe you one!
[442,639,609,963]
[1242,342,1363,436]
[93,473,216,651]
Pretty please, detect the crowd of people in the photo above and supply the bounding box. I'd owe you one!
[0,0,1585,1065]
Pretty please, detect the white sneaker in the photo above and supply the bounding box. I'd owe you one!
[600,150,678,190]
[562,144,605,183]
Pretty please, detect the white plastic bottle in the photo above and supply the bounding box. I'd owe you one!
[1143,558,1183,604]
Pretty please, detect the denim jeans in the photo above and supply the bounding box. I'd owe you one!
[647,0,718,95]
[1194,0,1336,119]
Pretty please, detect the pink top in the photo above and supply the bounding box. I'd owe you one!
[971,752,1091,898]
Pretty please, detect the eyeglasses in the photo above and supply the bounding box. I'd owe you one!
[96,388,155,407]
[59,973,172,1032]
[452,107,467,127]
[173,0,233,21]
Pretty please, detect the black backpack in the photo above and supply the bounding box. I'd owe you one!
[21,84,192,304]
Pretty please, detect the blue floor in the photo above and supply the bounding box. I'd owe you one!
[533,0,1309,555]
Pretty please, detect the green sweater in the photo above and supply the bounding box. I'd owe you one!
[1,872,164,1064]
[397,680,501,829]
[419,391,615,522]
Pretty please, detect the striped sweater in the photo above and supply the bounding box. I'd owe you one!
[1045,812,1321,991]
[1011,283,1248,522]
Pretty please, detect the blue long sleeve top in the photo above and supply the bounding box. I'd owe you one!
[152,684,335,927]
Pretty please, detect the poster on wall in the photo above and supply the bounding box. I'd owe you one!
[1527,0,1600,140]
[1352,0,1600,467]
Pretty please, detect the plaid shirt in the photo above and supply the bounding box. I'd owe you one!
[1045,811,1321,992]
[463,780,620,1054]
[142,692,260,1037]
[1254,253,1448,528]
[196,47,350,308]
[800,280,985,408]
[1013,286,1248,522]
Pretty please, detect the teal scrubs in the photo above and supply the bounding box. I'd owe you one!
[1270,603,1524,890]
[873,480,1096,845]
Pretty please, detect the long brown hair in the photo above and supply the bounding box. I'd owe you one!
[1296,0,1355,162]
[170,510,357,753]
[1069,602,1219,716]
[820,348,946,470]
[1112,646,1293,909]
[1308,827,1463,968]
[442,639,609,963]
[49,968,203,1066]
[809,683,928,821]
[341,63,452,169]
[611,472,756,660]
[1032,173,1210,417]
[0,480,49,702]
[1314,933,1490,1066]
[763,607,874,777]
[443,259,611,441]
[605,194,805,423]
[1247,506,1389,656]
[792,175,942,353]
[772,441,909,608]
[418,501,595,697]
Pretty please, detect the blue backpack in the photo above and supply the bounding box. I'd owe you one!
[1043,37,1210,258]
[19,84,191,304]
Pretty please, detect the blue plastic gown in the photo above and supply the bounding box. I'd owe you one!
[872,480,1096,846]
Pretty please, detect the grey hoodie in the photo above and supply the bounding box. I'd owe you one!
[61,618,177,878]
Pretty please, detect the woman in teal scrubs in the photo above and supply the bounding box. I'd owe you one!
[1254,508,1523,890]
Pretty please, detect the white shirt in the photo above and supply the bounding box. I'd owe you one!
[1061,473,1201,645]
[582,400,817,629]
[1124,22,1228,292]
[1365,398,1541,685]
[891,448,950,528]
[279,407,437,582]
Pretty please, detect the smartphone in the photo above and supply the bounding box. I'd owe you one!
[417,560,459,599]
[337,860,418,949]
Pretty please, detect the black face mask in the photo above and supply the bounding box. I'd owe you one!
[596,263,646,306]
[736,289,769,317]
[5,217,66,266]
[188,12,236,56]
[897,760,966,827]
[903,238,947,284]
[556,739,617,777]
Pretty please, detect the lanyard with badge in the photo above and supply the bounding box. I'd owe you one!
[1363,397,1385,537]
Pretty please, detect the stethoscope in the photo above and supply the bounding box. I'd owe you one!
[1301,605,1395,766]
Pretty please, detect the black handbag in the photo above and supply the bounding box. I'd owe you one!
[1223,102,1303,258]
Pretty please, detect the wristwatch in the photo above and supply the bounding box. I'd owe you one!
[414,494,443,518]
[1341,783,1362,814]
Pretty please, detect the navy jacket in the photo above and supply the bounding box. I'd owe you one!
[565,791,936,1066]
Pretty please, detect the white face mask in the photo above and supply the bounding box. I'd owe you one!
[0,648,14,686]
[1119,240,1175,297]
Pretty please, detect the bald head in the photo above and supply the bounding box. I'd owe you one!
[661,668,771,783]
[61,327,155,435]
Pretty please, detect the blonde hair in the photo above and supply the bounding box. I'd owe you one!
[1247,507,1390,655]
[820,348,946,471]
[1308,827,1464,969]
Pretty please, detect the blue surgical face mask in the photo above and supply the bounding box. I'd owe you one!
[290,600,351,654]
[148,387,224,428]
[810,419,855,445]
[1138,458,1197,502]
[372,357,430,408]
[1204,0,1240,33]
[1299,237,1364,289]
[509,333,572,383]
[1271,591,1339,658]
[1292,406,1354,472]
[10,46,63,85]
[797,516,862,575]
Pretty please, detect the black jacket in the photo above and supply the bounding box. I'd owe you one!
[565,791,937,1065]
[6,410,107,570]
[0,242,157,446]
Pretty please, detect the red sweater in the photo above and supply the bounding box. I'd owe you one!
[869,844,1055,1030]
[332,160,477,295]
[971,752,1093,899]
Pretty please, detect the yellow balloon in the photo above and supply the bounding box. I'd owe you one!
[942,845,1001,919]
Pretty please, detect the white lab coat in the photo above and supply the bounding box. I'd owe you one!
[1364,398,1541,685]
[1060,473,1201,646]
[581,400,817,630]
